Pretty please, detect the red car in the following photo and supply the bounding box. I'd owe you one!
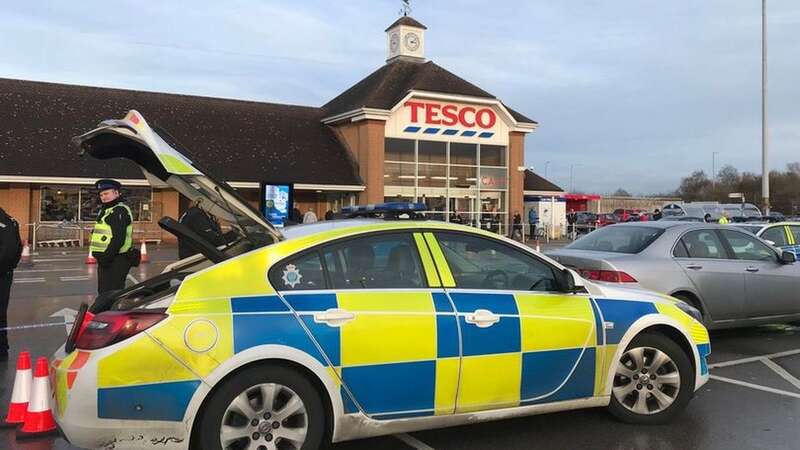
[596,213,618,227]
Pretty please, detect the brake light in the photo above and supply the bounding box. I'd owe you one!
[579,269,637,283]
[75,310,167,350]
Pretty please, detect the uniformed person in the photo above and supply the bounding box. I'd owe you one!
[178,200,229,259]
[91,179,135,294]
[0,207,23,361]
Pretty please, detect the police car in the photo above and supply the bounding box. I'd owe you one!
[52,111,711,450]
[733,222,800,256]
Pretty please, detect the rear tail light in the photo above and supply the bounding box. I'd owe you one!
[579,269,637,283]
[75,310,167,350]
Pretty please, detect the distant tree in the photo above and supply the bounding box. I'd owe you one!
[612,188,631,197]
[678,170,712,201]
[716,165,740,188]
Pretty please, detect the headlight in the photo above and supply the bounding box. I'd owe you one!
[674,300,703,322]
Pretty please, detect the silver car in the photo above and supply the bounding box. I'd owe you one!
[547,222,799,329]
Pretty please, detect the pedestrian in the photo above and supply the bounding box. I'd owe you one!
[512,210,523,241]
[178,200,230,259]
[0,207,22,361]
[325,209,334,221]
[653,208,663,221]
[90,179,137,295]
[303,208,318,224]
[718,212,730,224]
[291,207,302,223]
[703,213,712,223]
[528,208,538,240]
[567,209,578,238]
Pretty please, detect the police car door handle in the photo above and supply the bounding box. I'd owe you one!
[745,266,760,273]
[313,309,355,327]
[465,309,500,328]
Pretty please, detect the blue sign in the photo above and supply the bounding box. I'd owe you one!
[261,183,292,227]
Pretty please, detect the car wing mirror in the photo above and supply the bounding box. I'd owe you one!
[780,251,796,264]
[764,239,776,246]
[559,268,585,293]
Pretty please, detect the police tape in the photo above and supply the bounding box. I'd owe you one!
[0,322,71,332]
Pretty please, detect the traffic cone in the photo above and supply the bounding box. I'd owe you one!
[2,351,32,428]
[535,242,541,253]
[139,241,149,264]
[85,249,96,265]
[18,241,33,268]
[17,357,57,439]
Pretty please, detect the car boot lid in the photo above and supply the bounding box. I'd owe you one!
[73,110,283,245]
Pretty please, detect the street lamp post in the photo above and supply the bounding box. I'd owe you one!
[762,0,770,214]
[569,164,580,193]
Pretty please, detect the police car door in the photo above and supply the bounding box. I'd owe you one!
[276,232,458,419]
[426,231,599,413]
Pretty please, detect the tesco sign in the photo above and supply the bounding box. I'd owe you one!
[404,101,497,129]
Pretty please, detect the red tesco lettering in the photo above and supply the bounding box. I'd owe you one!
[404,101,496,130]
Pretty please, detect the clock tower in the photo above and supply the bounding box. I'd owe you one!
[385,15,426,63]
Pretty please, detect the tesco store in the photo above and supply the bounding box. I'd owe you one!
[0,15,536,244]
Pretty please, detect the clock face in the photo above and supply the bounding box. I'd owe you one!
[404,32,420,51]
[390,32,400,53]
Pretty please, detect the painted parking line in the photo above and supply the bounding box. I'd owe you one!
[13,277,45,284]
[395,433,436,450]
[60,276,92,282]
[16,268,84,273]
[709,375,800,400]
[760,358,800,392]
[708,348,800,369]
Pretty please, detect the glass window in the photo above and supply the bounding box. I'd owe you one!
[451,143,477,166]
[790,226,800,245]
[322,233,424,289]
[79,187,153,222]
[436,232,559,291]
[566,226,664,254]
[418,164,446,188]
[384,162,416,187]
[40,187,79,222]
[673,240,689,258]
[450,166,477,189]
[385,138,415,162]
[479,167,508,190]
[720,230,776,262]
[760,227,789,247]
[269,251,327,291]
[418,140,446,164]
[680,230,727,259]
[480,145,506,167]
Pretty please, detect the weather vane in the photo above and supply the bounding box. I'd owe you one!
[399,0,411,16]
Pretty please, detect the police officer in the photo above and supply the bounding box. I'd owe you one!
[91,179,134,294]
[0,207,22,361]
[178,200,228,259]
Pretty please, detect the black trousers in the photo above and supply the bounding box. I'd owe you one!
[97,254,132,295]
[0,271,12,355]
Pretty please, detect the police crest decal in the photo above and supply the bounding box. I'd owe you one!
[281,264,302,288]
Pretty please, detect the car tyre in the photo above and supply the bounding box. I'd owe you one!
[608,333,694,425]
[197,364,326,450]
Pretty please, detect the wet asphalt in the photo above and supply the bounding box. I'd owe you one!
[1,245,799,450]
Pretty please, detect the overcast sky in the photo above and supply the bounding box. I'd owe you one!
[2,1,798,195]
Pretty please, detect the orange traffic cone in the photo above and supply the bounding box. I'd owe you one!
[85,249,96,265]
[139,241,149,264]
[18,241,33,268]
[17,357,57,439]
[2,351,32,428]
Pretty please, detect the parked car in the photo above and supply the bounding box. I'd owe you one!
[658,216,706,223]
[767,211,787,223]
[51,111,712,450]
[547,222,799,329]
[733,222,800,256]
[596,213,618,227]
[613,209,640,222]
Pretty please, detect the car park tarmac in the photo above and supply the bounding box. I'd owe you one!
[1,246,799,450]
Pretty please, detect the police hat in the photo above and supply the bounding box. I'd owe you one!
[95,179,122,191]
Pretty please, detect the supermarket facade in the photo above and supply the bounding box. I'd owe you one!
[0,16,538,243]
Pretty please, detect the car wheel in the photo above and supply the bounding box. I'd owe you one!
[672,294,705,323]
[608,333,694,425]
[198,364,326,450]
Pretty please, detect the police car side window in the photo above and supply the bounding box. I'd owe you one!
[269,251,326,291]
[761,227,788,247]
[322,233,424,289]
[435,232,558,291]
